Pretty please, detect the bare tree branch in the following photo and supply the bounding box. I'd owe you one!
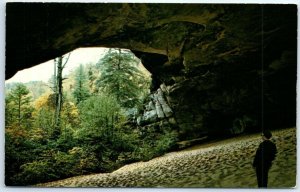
[62,53,71,69]
[42,82,56,92]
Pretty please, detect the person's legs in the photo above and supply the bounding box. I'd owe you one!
[256,168,263,187]
[261,167,269,187]
[256,167,269,188]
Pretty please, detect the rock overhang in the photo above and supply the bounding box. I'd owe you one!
[6,3,297,137]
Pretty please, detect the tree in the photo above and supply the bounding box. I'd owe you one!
[72,64,90,104]
[5,83,33,130]
[86,63,99,93]
[5,83,35,185]
[31,93,54,140]
[76,94,129,170]
[96,48,150,108]
[77,94,124,140]
[53,53,71,138]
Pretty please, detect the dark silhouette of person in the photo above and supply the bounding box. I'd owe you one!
[253,130,277,188]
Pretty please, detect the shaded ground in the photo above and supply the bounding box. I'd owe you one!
[39,127,296,188]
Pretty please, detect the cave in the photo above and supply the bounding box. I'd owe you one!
[6,3,297,139]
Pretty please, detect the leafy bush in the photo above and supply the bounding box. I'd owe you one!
[153,130,178,156]
[76,94,125,139]
[132,129,179,162]
[14,160,58,185]
[14,147,100,185]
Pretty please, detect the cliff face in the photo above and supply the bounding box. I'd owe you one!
[6,3,297,139]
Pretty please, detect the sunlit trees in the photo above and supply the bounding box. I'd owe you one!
[5,83,36,186]
[32,93,79,142]
[96,48,150,108]
[87,63,99,93]
[76,94,124,140]
[4,49,181,186]
[5,83,34,130]
[72,64,90,104]
[32,93,55,141]
[76,93,140,171]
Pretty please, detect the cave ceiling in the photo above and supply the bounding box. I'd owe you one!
[6,3,296,80]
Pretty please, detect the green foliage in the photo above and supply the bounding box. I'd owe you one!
[14,159,58,185]
[14,147,99,185]
[5,84,37,185]
[87,63,100,93]
[5,132,43,185]
[5,81,51,101]
[5,83,34,129]
[31,107,54,141]
[5,88,178,185]
[5,50,179,186]
[153,130,179,156]
[132,128,179,161]
[76,94,124,139]
[60,101,80,135]
[96,48,150,108]
[72,64,90,104]
[73,94,129,171]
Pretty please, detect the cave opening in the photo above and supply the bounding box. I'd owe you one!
[5,47,154,113]
[5,46,185,186]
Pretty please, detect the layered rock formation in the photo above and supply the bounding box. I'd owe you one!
[137,85,173,125]
[6,3,297,139]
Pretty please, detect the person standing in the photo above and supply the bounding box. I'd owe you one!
[253,130,277,188]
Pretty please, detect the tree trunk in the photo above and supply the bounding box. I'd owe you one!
[54,58,57,91]
[53,56,63,138]
[117,48,121,70]
[52,54,70,138]
[52,58,57,130]
[117,48,121,101]
[18,95,21,127]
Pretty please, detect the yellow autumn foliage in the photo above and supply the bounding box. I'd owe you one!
[34,93,52,109]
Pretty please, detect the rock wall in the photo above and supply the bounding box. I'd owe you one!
[137,84,175,127]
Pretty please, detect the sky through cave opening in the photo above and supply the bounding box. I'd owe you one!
[5,47,153,107]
